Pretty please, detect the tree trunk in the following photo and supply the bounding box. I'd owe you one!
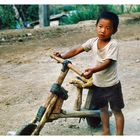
[12,5,24,27]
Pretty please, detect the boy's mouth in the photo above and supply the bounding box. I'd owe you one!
[98,34,105,38]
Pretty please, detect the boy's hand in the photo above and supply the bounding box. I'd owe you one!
[53,52,62,58]
[82,68,93,79]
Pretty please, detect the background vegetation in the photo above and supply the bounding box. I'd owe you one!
[0,5,140,29]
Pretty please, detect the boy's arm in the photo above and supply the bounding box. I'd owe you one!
[83,59,113,79]
[91,59,113,73]
[54,47,85,59]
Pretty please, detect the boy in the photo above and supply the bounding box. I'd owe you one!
[54,11,124,135]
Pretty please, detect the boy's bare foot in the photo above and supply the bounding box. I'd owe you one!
[102,131,110,135]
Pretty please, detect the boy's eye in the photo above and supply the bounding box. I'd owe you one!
[106,27,112,30]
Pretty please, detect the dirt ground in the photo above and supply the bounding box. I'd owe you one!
[0,14,140,135]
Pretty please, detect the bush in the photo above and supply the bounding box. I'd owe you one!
[0,5,39,29]
[0,5,16,29]
[60,5,98,25]
[22,5,39,22]
[60,5,121,25]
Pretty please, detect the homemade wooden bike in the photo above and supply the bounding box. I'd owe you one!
[15,54,111,135]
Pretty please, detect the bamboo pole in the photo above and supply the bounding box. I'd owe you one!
[52,98,64,114]
[32,64,69,135]
[32,94,58,135]
[50,54,88,83]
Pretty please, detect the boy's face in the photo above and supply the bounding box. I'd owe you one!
[96,18,115,41]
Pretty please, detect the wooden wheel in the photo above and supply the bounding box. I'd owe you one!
[16,123,37,135]
[84,86,101,128]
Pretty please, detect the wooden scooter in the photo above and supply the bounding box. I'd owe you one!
[15,54,111,135]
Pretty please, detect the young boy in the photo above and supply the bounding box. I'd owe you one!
[54,11,124,135]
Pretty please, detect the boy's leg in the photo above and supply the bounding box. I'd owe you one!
[100,105,110,135]
[109,82,125,135]
[112,110,124,135]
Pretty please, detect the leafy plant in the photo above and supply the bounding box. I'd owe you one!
[60,5,128,25]
[0,5,39,29]
[60,5,96,25]
[0,5,15,29]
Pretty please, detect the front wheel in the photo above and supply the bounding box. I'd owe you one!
[16,123,37,135]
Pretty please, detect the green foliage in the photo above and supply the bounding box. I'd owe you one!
[0,5,16,29]
[50,5,63,15]
[50,5,75,15]
[60,5,98,25]
[0,5,139,29]
[17,5,39,22]
[0,5,38,29]
[131,5,140,12]
[136,5,140,12]
[60,5,131,25]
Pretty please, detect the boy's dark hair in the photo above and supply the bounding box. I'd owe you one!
[96,11,119,32]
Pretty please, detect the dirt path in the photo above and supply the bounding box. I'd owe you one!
[0,19,140,135]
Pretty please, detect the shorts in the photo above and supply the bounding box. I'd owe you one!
[89,82,125,111]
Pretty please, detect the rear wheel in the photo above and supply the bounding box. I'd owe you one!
[84,86,101,128]
[86,116,101,128]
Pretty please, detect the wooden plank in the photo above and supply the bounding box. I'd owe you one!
[49,109,101,120]
[49,109,112,120]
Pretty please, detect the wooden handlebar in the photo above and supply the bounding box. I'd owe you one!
[50,54,88,83]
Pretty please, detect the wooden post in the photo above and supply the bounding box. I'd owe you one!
[39,5,50,27]
[73,87,83,111]
[69,77,93,111]
[84,87,95,109]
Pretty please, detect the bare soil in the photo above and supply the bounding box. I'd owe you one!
[0,16,140,135]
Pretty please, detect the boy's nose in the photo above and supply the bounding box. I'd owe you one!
[101,28,105,33]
